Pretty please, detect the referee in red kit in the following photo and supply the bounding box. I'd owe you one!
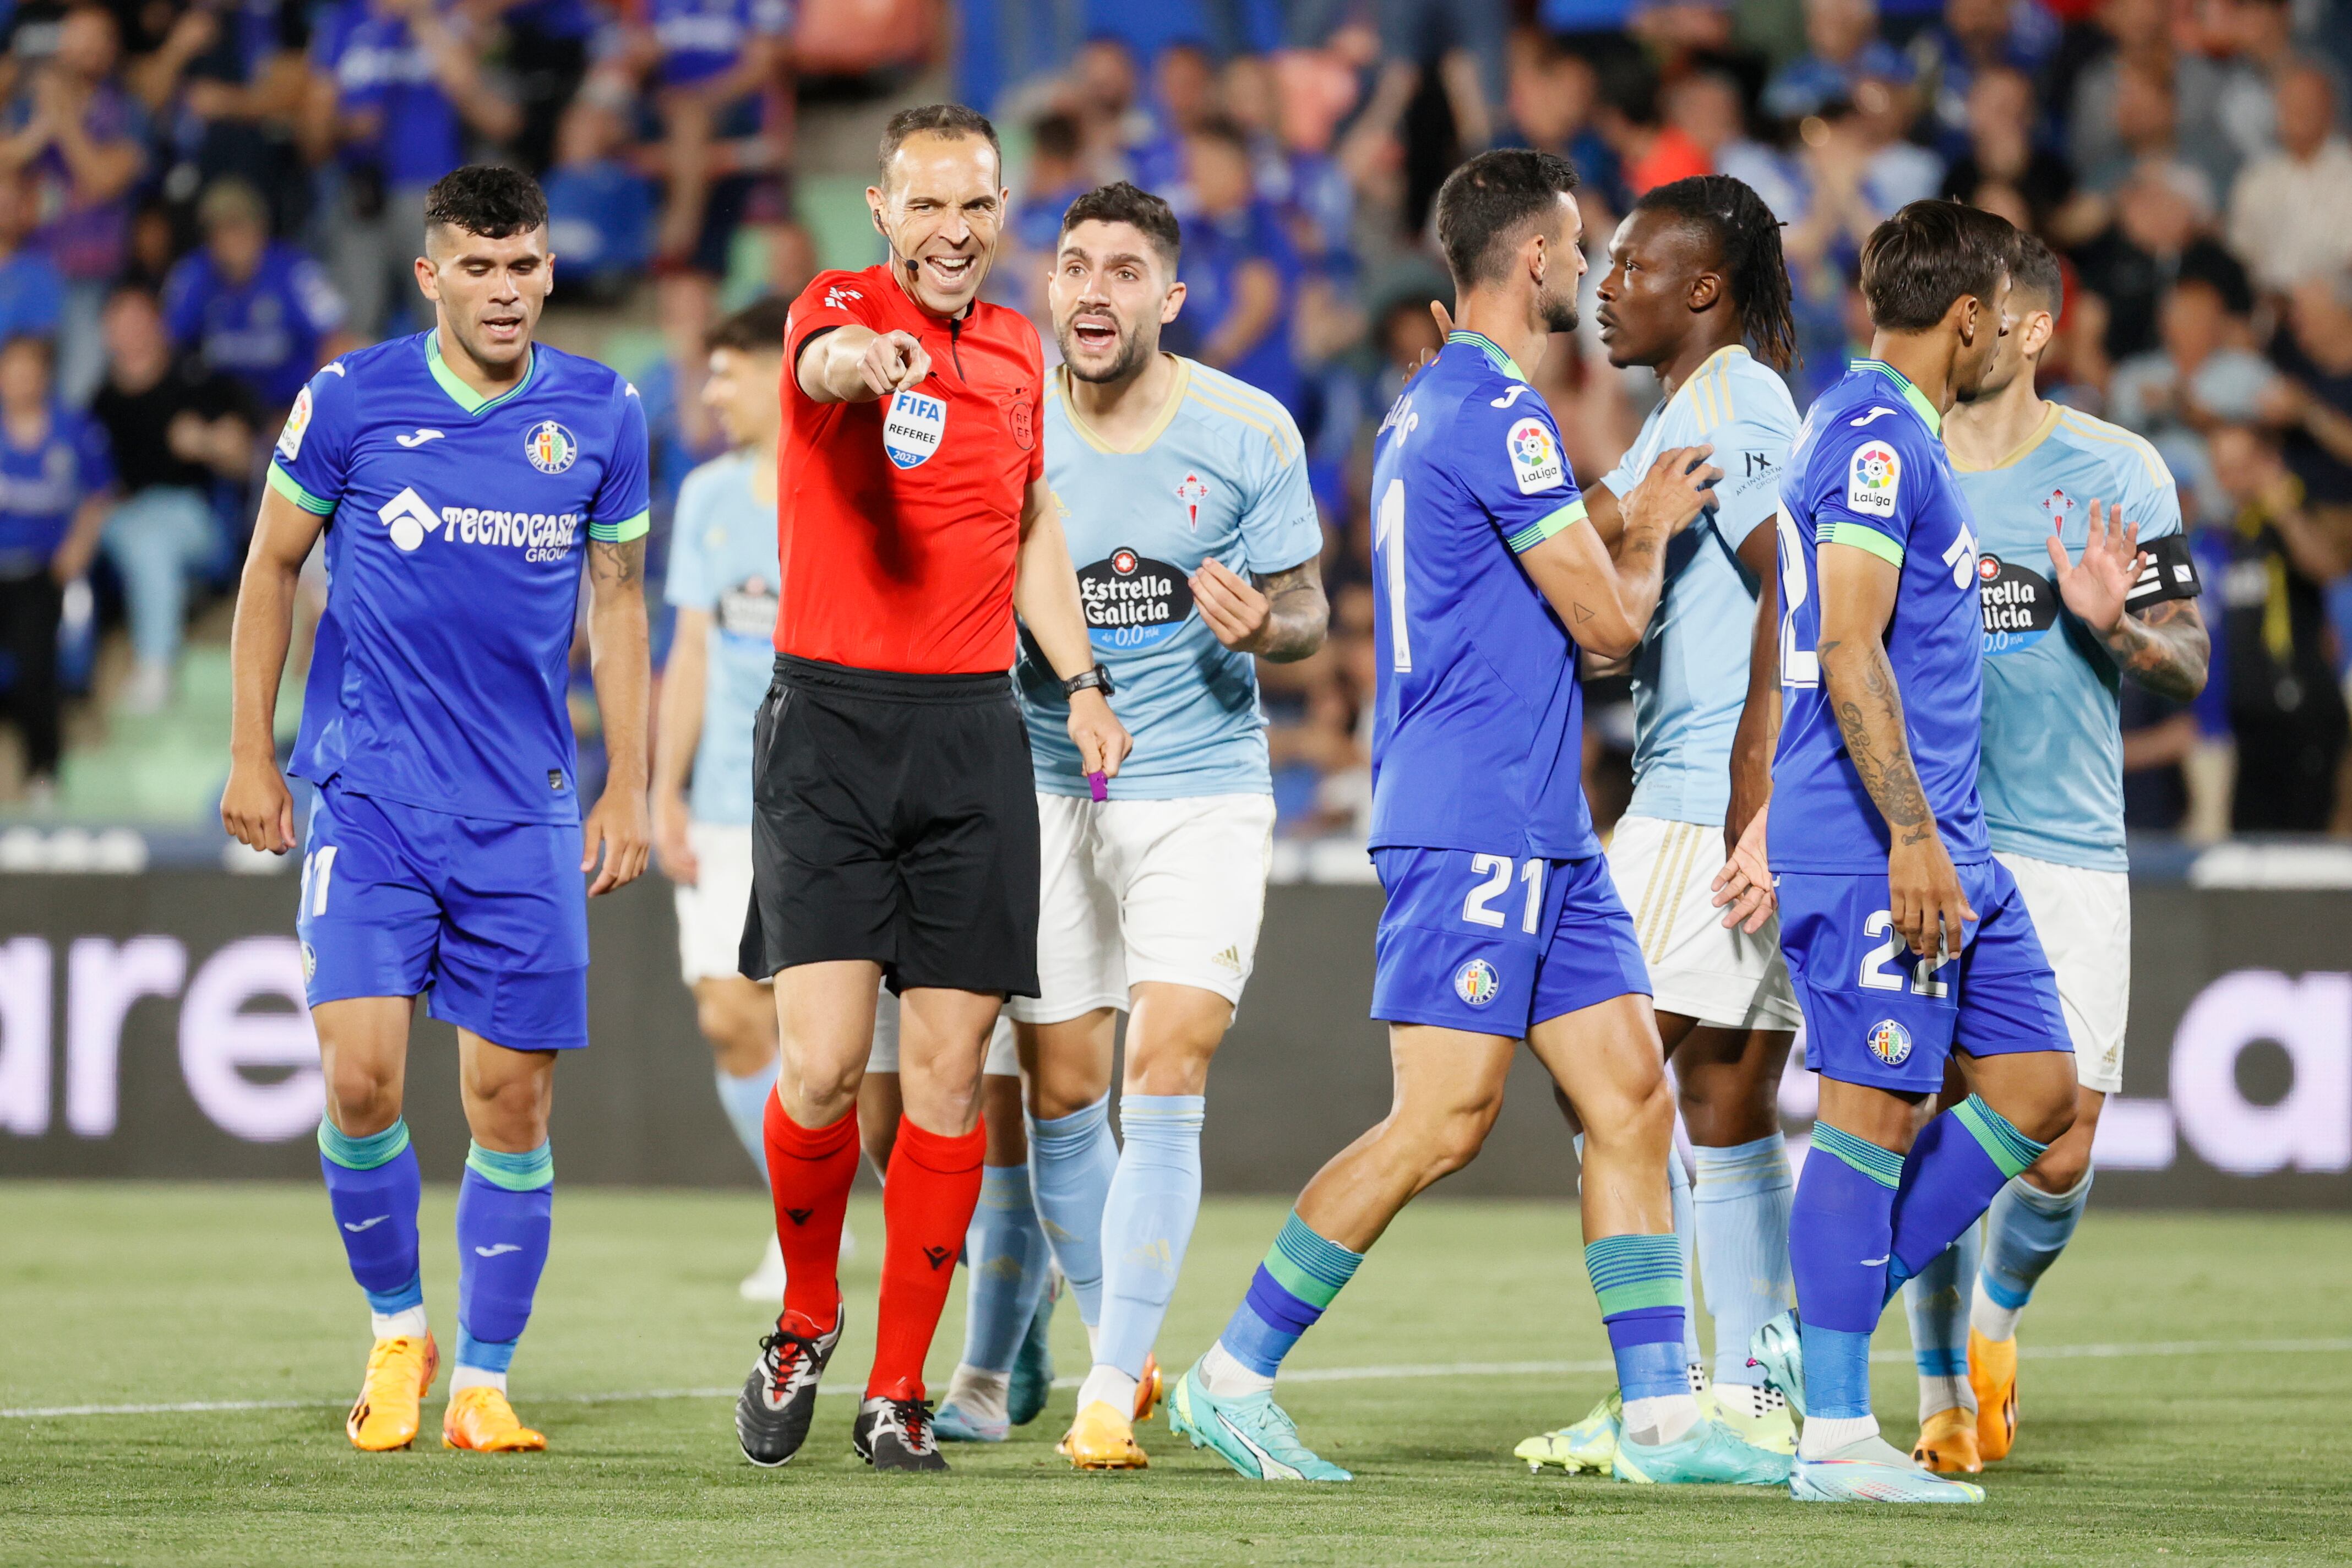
[733,102,1130,1474]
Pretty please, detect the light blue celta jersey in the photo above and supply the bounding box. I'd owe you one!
[1600,345,1797,826]
[1771,360,1989,873]
[665,448,777,826]
[273,331,651,824]
[1367,330,1598,860]
[1019,357,1323,798]
[1957,404,2184,872]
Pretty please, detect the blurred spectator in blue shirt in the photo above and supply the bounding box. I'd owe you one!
[0,168,63,341]
[312,0,520,337]
[137,0,316,236]
[0,332,109,792]
[162,178,346,410]
[1909,0,2059,157]
[1765,0,1914,121]
[1130,39,1216,202]
[1001,111,1087,333]
[543,95,657,303]
[1175,116,1303,416]
[635,0,791,270]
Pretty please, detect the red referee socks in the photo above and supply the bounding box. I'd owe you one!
[868,1116,987,1399]
[763,1095,859,1335]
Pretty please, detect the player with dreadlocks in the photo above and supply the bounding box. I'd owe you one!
[1513,173,1810,1477]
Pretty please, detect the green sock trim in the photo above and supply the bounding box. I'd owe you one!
[1265,1212,1359,1308]
[1584,1232,1683,1316]
[465,1140,554,1191]
[318,1118,410,1170]
[1813,1121,1904,1189]
[1951,1095,2047,1181]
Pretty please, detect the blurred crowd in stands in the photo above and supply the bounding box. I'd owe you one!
[0,0,2347,847]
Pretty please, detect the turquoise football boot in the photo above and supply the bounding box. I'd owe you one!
[1611,1417,1794,1486]
[1006,1276,1057,1429]
[1513,1390,1620,1474]
[1166,1362,1351,1482]
[1792,1433,1986,1502]
[1747,1310,1805,1418]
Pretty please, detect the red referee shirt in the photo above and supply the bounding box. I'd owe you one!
[775,264,1046,674]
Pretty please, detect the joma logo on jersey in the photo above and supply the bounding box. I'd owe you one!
[375,485,581,560]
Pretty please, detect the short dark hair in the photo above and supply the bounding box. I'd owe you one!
[1185,115,1251,155]
[1635,175,1799,373]
[422,165,548,239]
[1434,148,1581,290]
[1059,181,1182,271]
[2008,231,2064,319]
[0,331,53,371]
[878,103,1001,182]
[705,296,792,356]
[1031,111,1081,164]
[1858,199,2016,333]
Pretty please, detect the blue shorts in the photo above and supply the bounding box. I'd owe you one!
[297,783,591,1051]
[1777,857,2070,1093]
[1370,848,1649,1036]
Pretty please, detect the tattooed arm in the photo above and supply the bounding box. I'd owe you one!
[582,535,652,895]
[1519,445,1719,660]
[1191,554,1330,662]
[2105,596,2209,701]
[1816,542,1977,961]
[2046,499,2211,703]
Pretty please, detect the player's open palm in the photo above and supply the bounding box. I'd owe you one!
[2047,498,2146,636]
[582,786,652,896]
[1622,445,1721,539]
[859,330,931,399]
[221,756,296,855]
[1712,801,1776,933]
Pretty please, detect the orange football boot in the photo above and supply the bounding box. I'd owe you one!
[1135,1353,1163,1422]
[1912,1406,1984,1474]
[1970,1329,2018,1461]
[346,1332,439,1452]
[442,1385,548,1452]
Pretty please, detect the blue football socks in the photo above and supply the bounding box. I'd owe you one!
[713,1061,780,1184]
[1096,1094,1206,1381]
[1206,1211,1362,1390]
[1028,1095,1120,1331]
[1576,1132,1703,1378]
[1586,1232,1702,1442]
[1691,1134,1796,1389]
[454,1140,554,1390]
[1975,1167,2092,1341]
[319,1117,425,1337]
[959,1163,1053,1376]
[1789,1121,1903,1425]
[1886,1095,2050,1298]
[1903,1219,1981,1418]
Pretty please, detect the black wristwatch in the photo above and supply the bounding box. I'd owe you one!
[1061,663,1116,699]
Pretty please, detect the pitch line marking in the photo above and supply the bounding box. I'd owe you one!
[7,1337,2349,1422]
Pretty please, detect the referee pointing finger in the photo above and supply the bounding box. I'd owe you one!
[733,103,1130,1476]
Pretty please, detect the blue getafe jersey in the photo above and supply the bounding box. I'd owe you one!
[164,241,345,407]
[1020,358,1323,799]
[665,449,777,826]
[1771,360,1989,873]
[1600,345,1796,826]
[0,404,110,571]
[1367,330,1597,861]
[274,332,651,825]
[1958,404,2185,872]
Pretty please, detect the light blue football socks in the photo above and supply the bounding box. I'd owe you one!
[1974,1166,2092,1340]
[1903,1219,1982,1418]
[1691,1134,1796,1389]
[1095,1094,1206,1382]
[1028,1094,1120,1332]
[713,1060,781,1183]
[961,1163,1053,1376]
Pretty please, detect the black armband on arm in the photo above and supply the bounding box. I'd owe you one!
[2127,532,2201,609]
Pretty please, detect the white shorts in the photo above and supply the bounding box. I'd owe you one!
[867,988,1019,1077]
[675,821,754,984]
[1994,849,2128,1094]
[1606,814,1800,1031]
[1008,791,1277,1026]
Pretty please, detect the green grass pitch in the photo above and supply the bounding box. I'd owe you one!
[4,1182,2348,1565]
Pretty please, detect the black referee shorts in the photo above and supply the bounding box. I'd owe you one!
[740,654,1041,997]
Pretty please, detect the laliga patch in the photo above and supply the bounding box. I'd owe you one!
[276,385,312,462]
[1453,958,1500,1008]
[1506,416,1564,494]
[1080,547,1193,651]
[1847,441,1900,517]
[1977,552,2059,654]
[525,420,577,475]
[883,389,948,469]
[1865,1017,1913,1066]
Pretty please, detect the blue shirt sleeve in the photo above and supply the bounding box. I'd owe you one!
[266,361,355,516]
[2129,446,2185,543]
[288,253,347,336]
[1807,420,1917,568]
[589,380,652,542]
[663,463,716,612]
[1235,406,1324,576]
[73,413,113,496]
[1446,382,1587,555]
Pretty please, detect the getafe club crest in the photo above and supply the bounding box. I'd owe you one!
[1175,472,1210,529]
[1453,959,1500,1008]
[1866,1017,1913,1066]
[525,420,577,475]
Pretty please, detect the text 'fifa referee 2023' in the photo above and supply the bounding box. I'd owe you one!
[732,102,1131,1475]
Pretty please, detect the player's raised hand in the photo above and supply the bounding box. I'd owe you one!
[1887,828,1977,966]
[859,329,932,399]
[221,754,296,855]
[1711,801,1776,934]
[582,785,652,896]
[1066,689,1133,782]
[1621,445,1721,540]
[1415,300,1457,372]
[2046,498,2146,635]
[1192,558,1274,651]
